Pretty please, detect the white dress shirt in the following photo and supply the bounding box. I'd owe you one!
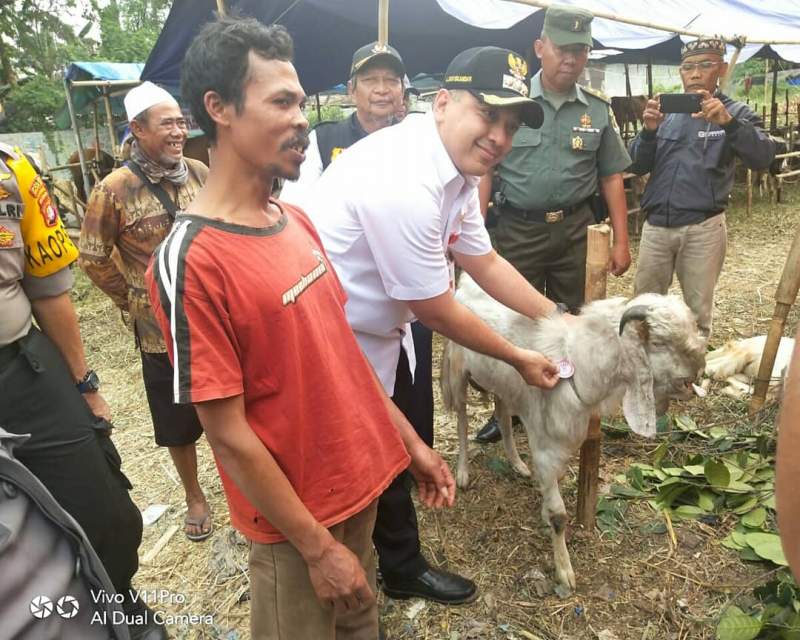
[303,113,492,394]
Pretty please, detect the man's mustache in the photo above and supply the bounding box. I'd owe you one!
[281,132,310,152]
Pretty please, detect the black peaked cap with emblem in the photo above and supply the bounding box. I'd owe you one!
[443,46,544,129]
[350,42,405,78]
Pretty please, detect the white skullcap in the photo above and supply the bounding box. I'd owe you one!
[124,81,178,121]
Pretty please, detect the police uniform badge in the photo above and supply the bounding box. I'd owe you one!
[0,224,14,247]
[580,113,592,128]
[572,135,584,151]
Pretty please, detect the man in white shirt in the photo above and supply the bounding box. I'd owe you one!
[303,46,559,605]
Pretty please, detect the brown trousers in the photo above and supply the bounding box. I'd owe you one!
[249,501,379,640]
[492,203,594,312]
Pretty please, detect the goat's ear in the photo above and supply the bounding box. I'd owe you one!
[621,323,657,438]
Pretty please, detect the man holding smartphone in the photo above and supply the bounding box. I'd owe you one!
[629,37,775,342]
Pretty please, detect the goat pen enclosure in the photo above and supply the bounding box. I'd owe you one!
[70,180,800,640]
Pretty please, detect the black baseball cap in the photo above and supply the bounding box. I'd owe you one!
[443,46,544,129]
[350,42,405,78]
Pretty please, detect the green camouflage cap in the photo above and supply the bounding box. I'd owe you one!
[542,4,594,48]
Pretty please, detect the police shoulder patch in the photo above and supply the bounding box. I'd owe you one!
[580,84,611,104]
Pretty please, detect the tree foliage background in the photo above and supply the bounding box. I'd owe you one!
[0,0,170,132]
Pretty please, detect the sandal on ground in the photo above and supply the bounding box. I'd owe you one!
[184,511,213,542]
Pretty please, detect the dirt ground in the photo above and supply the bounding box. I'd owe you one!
[71,178,800,640]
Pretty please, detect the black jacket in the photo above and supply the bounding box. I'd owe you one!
[629,93,775,227]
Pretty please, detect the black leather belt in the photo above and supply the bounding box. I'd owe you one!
[502,198,590,223]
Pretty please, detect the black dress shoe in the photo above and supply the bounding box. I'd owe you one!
[475,415,502,444]
[382,567,478,604]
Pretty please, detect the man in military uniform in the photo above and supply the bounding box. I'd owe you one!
[630,37,775,342]
[280,41,404,204]
[0,143,164,639]
[475,4,632,443]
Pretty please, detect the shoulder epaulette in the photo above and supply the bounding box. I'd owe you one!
[580,84,611,104]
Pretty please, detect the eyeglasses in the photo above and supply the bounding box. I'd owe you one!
[157,118,188,131]
[680,61,719,73]
[357,75,402,90]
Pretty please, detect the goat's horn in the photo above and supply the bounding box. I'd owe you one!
[619,305,651,336]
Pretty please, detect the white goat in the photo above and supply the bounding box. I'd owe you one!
[440,274,705,589]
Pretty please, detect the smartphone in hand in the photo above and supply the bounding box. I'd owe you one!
[659,93,703,114]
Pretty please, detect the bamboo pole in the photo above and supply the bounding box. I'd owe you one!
[378,0,389,46]
[720,41,745,94]
[576,224,611,529]
[102,90,118,162]
[68,79,141,88]
[746,168,752,215]
[502,0,800,45]
[63,78,92,212]
[750,224,800,413]
[92,102,100,152]
[770,61,779,134]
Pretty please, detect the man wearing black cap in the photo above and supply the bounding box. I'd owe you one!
[304,46,560,605]
[280,42,405,204]
[630,37,775,342]
[475,4,632,444]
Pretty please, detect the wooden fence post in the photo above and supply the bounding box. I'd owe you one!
[576,224,611,528]
[750,223,800,413]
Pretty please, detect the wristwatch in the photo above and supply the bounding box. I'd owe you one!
[76,369,100,393]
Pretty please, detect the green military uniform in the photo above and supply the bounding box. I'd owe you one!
[492,6,631,311]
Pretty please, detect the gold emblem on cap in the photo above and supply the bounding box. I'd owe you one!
[580,113,592,128]
[573,19,581,31]
[571,135,584,150]
[507,53,528,82]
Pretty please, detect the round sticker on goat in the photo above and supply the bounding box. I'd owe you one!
[557,358,575,379]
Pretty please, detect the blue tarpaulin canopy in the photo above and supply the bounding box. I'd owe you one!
[142,0,800,97]
[56,61,143,129]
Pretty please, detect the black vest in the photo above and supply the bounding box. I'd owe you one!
[314,113,369,170]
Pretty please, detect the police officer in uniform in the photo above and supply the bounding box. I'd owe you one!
[476,4,633,443]
[280,41,405,203]
[0,143,165,639]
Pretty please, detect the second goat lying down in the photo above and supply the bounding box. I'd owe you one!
[440,274,705,589]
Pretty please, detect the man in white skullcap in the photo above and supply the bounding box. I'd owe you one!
[79,82,214,543]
